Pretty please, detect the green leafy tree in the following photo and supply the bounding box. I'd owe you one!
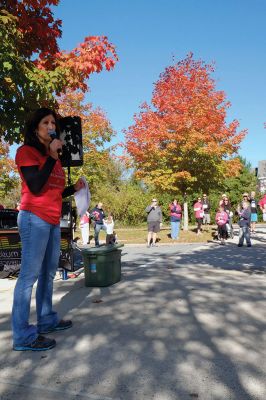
[221,157,257,206]
[93,181,151,225]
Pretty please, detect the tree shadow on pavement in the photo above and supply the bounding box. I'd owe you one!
[0,242,266,400]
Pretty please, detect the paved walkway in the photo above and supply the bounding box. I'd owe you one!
[0,231,266,400]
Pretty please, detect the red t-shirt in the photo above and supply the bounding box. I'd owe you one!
[258,195,266,209]
[16,145,65,225]
[194,201,204,219]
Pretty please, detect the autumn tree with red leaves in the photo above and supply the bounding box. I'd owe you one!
[125,54,246,228]
[0,140,19,202]
[125,54,246,195]
[0,0,118,143]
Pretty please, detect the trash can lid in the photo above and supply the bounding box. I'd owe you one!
[81,243,124,255]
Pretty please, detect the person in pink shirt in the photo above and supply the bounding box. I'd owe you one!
[215,206,229,245]
[258,194,266,222]
[193,197,204,235]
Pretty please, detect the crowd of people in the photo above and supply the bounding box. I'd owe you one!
[196,191,266,246]
[2,191,266,251]
[144,191,266,248]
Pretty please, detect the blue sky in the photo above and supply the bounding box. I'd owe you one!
[51,0,266,167]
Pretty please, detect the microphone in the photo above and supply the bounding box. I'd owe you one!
[49,130,62,156]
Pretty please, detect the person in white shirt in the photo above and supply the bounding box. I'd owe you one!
[79,211,90,245]
[103,213,115,245]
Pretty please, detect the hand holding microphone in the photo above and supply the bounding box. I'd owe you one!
[49,130,62,159]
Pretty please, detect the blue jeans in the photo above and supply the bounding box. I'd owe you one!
[239,226,251,246]
[171,221,180,239]
[12,211,60,346]
[94,223,106,246]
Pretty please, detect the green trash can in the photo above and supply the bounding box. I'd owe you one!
[81,244,124,287]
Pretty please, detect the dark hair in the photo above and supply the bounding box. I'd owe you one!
[222,199,231,208]
[24,108,60,155]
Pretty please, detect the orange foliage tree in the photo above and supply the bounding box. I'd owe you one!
[0,140,19,201]
[57,90,119,189]
[1,1,118,142]
[125,54,246,196]
[0,141,15,176]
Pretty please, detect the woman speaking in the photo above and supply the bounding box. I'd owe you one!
[12,108,84,351]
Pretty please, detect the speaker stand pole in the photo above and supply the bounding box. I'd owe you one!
[67,165,71,186]
[68,165,75,272]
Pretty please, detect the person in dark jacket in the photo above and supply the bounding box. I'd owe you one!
[145,199,162,247]
[169,199,182,240]
[237,201,251,247]
[90,202,106,246]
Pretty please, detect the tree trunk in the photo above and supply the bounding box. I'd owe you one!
[183,201,189,231]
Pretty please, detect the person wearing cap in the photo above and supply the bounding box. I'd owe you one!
[145,199,162,247]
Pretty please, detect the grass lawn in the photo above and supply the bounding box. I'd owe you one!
[74,224,218,245]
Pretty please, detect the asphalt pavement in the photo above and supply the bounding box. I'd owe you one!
[0,229,266,400]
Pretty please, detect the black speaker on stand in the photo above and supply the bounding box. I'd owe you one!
[58,116,84,274]
[59,116,83,184]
